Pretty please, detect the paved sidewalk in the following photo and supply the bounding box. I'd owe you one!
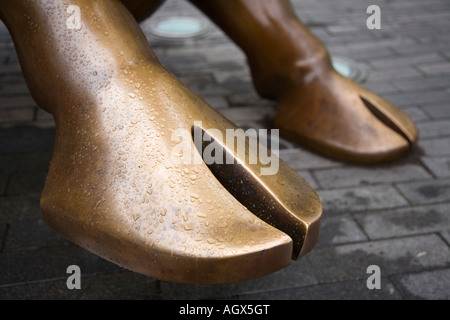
[0,0,449,300]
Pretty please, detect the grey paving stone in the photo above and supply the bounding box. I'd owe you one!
[0,96,35,109]
[213,69,252,85]
[395,27,447,45]
[80,272,161,300]
[158,56,207,74]
[419,137,450,156]
[160,259,318,300]
[0,63,21,75]
[318,185,409,214]
[421,156,450,178]
[221,80,255,95]
[78,248,123,276]
[338,36,414,53]
[0,244,80,285]
[396,178,450,205]
[0,126,55,154]
[440,230,450,245]
[324,33,374,47]
[423,102,450,119]
[278,149,343,171]
[295,170,319,190]
[0,83,29,96]
[326,24,361,35]
[346,47,397,62]
[383,90,450,107]
[313,164,431,189]
[34,109,55,128]
[239,278,401,300]
[6,170,47,196]
[0,151,52,174]
[226,92,274,107]
[367,68,423,83]
[0,152,52,175]
[317,214,368,247]
[442,50,450,60]
[391,269,450,300]
[402,106,430,122]
[0,194,42,223]
[219,106,275,123]
[307,235,450,283]
[0,172,7,196]
[201,95,229,109]
[417,62,450,76]
[0,20,8,32]
[200,45,246,64]
[178,73,215,87]
[369,53,446,70]
[355,203,450,240]
[0,107,34,125]
[3,218,67,252]
[416,120,450,138]
[392,41,449,57]
[178,74,230,96]
[393,75,450,92]
[0,279,82,300]
[0,264,155,300]
[0,223,7,252]
[363,81,400,95]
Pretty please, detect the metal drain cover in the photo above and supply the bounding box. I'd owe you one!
[332,57,369,83]
[150,17,208,39]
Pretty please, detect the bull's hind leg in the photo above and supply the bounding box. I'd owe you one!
[190,0,418,164]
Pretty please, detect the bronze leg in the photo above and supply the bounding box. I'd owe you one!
[190,0,419,164]
[0,0,321,284]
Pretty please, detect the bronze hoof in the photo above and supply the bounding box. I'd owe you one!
[274,70,419,164]
[39,83,321,284]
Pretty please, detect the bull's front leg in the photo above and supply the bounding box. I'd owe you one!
[0,0,322,284]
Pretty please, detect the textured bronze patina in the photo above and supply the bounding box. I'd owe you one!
[0,0,322,284]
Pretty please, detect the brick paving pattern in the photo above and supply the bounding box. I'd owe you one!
[0,0,449,300]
